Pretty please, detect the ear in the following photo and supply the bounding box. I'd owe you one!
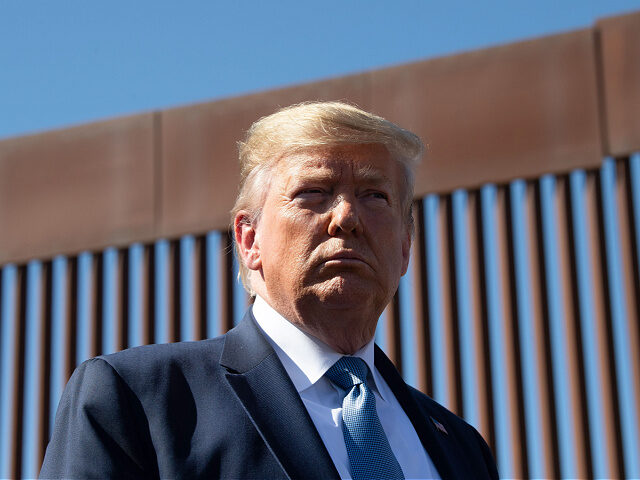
[234,211,262,271]
[400,227,411,276]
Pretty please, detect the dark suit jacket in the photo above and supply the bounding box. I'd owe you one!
[40,311,499,479]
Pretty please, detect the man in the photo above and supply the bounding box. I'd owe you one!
[41,102,499,479]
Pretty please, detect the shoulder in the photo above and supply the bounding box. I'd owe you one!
[407,385,499,478]
[64,336,228,406]
[98,336,226,376]
[43,338,230,479]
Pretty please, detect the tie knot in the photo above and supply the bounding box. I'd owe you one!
[325,356,369,389]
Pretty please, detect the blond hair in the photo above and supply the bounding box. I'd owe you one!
[231,101,424,294]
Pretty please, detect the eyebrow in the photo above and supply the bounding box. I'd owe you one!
[353,164,393,187]
[287,162,395,192]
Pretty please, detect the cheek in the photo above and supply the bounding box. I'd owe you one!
[365,211,402,238]
[263,211,320,262]
[283,209,324,238]
[368,216,408,268]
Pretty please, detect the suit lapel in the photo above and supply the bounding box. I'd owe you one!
[220,312,340,480]
[374,346,464,480]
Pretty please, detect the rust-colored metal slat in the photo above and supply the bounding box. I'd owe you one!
[525,182,558,478]
[466,190,493,449]
[570,170,621,478]
[410,201,431,395]
[495,186,525,479]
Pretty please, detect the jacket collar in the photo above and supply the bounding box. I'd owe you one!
[374,345,470,480]
[220,310,340,480]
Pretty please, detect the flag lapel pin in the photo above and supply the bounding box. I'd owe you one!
[430,417,448,435]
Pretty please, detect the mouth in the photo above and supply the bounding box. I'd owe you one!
[321,251,370,268]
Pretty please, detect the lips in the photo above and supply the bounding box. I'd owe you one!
[321,251,370,268]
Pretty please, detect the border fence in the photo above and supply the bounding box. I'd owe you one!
[1,11,640,480]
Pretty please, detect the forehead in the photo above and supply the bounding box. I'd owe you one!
[274,143,401,183]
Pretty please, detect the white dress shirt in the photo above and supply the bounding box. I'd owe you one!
[252,295,441,480]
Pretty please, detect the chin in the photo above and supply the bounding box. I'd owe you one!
[311,276,379,309]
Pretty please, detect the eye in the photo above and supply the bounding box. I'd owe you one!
[363,190,389,201]
[293,187,328,201]
[299,188,325,195]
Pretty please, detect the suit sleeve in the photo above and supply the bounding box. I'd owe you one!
[40,358,158,479]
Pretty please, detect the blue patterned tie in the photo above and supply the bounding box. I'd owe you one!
[325,357,405,480]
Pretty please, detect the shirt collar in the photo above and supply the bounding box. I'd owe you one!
[252,295,388,401]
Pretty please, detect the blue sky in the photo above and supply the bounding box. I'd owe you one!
[1,0,639,140]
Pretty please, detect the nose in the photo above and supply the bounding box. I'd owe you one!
[327,196,360,235]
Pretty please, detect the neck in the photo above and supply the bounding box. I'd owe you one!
[292,310,376,354]
[255,289,381,355]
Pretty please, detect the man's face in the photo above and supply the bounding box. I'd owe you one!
[247,143,411,318]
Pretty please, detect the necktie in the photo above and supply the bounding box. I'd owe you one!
[325,356,405,480]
